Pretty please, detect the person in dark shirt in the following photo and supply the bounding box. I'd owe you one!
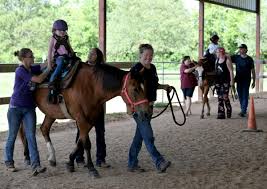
[128,44,171,173]
[231,44,255,117]
[75,48,110,168]
[215,47,234,119]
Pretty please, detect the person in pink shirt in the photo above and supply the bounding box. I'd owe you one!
[180,56,198,116]
[47,19,74,103]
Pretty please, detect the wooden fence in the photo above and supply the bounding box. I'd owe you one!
[0,62,133,105]
[1,60,266,105]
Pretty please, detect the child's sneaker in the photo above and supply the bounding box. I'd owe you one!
[6,164,17,172]
[157,160,171,173]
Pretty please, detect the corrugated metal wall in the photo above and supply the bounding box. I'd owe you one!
[202,0,258,13]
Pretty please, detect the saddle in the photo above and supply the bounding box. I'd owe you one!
[39,58,81,104]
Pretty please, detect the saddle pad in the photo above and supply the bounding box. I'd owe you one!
[38,60,81,89]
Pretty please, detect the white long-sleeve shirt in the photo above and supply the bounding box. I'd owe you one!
[207,43,219,54]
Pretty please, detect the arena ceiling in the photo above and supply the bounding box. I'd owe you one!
[198,0,259,13]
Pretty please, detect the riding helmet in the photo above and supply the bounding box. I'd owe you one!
[52,19,68,31]
[210,34,219,42]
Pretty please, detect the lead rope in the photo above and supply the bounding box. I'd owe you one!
[152,86,186,126]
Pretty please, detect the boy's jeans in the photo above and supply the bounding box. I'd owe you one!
[128,113,164,169]
[237,80,251,114]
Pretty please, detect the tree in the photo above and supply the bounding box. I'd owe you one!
[0,0,57,63]
[107,0,198,62]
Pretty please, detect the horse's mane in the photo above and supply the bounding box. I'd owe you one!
[92,63,128,92]
[199,58,215,72]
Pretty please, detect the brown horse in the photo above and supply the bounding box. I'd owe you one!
[20,62,150,177]
[195,57,216,119]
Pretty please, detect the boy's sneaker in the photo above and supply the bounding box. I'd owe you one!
[96,162,111,168]
[32,166,47,176]
[6,164,17,172]
[157,161,171,173]
[238,112,246,117]
[127,166,145,173]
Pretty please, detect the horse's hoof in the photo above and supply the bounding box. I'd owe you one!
[206,113,211,116]
[49,160,57,167]
[66,162,75,172]
[200,115,204,119]
[89,168,100,178]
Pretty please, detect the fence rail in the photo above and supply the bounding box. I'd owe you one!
[1,60,266,105]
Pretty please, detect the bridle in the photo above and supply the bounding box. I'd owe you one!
[121,73,148,113]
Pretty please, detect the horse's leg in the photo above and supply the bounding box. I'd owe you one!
[83,134,100,177]
[200,87,205,119]
[40,115,56,166]
[66,138,82,172]
[18,124,30,165]
[67,117,99,177]
[206,87,211,116]
[203,86,210,117]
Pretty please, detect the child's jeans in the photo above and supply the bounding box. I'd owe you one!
[49,56,65,82]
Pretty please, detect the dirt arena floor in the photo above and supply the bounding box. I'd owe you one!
[1,93,267,189]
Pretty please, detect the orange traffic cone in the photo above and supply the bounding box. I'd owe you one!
[242,96,262,132]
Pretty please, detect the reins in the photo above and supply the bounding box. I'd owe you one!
[152,86,186,126]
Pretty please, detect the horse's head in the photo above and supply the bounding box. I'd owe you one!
[121,72,150,119]
[194,57,207,86]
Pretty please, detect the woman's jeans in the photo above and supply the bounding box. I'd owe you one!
[5,106,41,169]
[128,112,164,170]
[236,79,251,114]
[49,56,65,82]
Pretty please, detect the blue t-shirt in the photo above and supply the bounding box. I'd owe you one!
[10,65,41,108]
[231,55,254,81]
